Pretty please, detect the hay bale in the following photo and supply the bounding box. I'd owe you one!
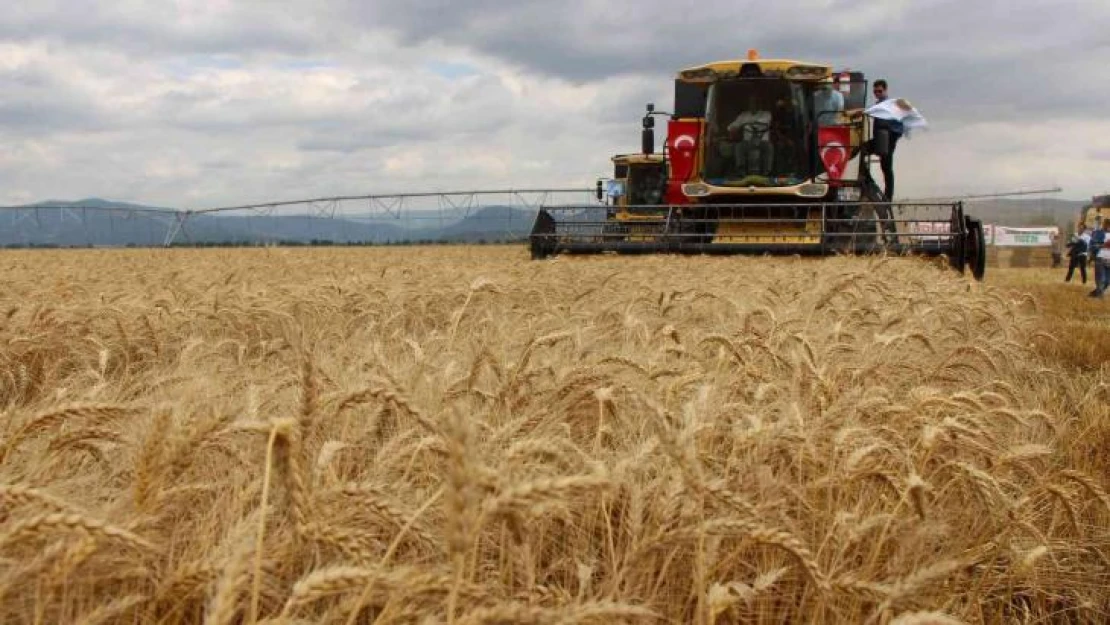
[989,246,1055,268]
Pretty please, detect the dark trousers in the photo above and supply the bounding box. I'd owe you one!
[879,133,899,200]
[1066,255,1087,283]
[867,132,901,201]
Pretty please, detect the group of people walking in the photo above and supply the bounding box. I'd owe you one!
[1065,218,1110,297]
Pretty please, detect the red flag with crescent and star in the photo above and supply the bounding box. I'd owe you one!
[818,126,851,180]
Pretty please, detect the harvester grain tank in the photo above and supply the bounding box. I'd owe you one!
[529,50,987,280]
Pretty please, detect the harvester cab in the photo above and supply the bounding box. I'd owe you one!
[529,50,987,280]
[607,153,667,209]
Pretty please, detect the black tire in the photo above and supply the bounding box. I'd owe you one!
[823,202,872,253]
[949,218,966,274]
[965,216,986,281]
[859,176,898,242]
[529,238,550,259]
[839,181,886,251]
[528,209,558,259]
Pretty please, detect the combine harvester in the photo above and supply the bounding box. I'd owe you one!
[528,50,988,280]
[1079,194,1110,229]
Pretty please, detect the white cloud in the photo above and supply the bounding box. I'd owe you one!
[896,119,1110,199]
[0,0,1106,208]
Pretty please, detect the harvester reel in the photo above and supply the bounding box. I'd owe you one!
[601,222,630,242]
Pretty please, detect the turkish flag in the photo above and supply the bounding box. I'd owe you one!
[667,119,701,183]
[818,126,851,180]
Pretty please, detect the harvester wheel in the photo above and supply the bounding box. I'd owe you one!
[825,203,874,253]
[964,216,986,281]
[845,181,888,251]
[528,209,558,259]
[949,219,966,275]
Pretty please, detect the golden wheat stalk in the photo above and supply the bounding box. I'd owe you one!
[0,483,84,518]
[0,403,137,463]
[0,512,158,553]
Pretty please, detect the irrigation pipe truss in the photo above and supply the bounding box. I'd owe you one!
[0,186,1063,248]
[0,188,599,247]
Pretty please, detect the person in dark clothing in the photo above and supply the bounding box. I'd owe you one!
[870,79,903,201]
[1066,224,1089,284]
[1092,219,1110,297]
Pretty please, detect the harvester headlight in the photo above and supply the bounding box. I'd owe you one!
[797,183,829,198]
[682,183,710,197]
[837,186,861,202]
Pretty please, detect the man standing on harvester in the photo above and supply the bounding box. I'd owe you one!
[870,79,903,201]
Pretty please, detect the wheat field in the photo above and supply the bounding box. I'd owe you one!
[0,246,1107,624]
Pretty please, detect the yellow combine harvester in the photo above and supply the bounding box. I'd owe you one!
[530,50,987,280]
[600,153,669,241]
[1079,194,1110,229]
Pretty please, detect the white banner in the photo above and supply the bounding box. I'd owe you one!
[905,221,950,242]
[991,225,1058,247]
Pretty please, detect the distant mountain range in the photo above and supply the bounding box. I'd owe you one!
[0,196,1091,247]
[0,199,542,247]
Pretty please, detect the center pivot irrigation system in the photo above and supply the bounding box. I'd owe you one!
[0,189,598,248]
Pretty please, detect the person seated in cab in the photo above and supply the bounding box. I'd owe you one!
[726,94,773,177]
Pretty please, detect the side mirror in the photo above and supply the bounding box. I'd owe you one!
[642,127,655,155]
[642,103,656,154]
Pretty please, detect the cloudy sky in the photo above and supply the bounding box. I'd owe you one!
[1,0,1107,209]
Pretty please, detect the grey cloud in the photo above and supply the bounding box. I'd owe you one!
[0,68,119,135]
[343,1,886,79]
[0,4,330,57]
[347,0,1107,123]
[0,101,107,133]
[0,0,1107,205]
[297,127,441,153]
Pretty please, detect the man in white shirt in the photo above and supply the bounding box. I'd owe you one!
[726,95,773,176]
[1066,224,1090,284]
